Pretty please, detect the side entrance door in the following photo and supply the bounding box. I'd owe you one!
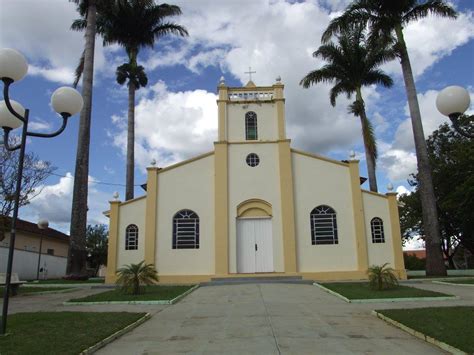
[237,218,273,273]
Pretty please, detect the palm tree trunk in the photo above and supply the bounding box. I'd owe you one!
[355,89,378,192]
[67,0,96,276]
[125,81,136,200]
[395,24,446,276]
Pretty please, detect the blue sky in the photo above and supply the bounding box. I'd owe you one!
[0,0,473,236]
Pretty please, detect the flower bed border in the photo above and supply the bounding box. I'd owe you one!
[80,313,151,354]
[313,283,458,303]
[372,310,466,355]
[64,285,199,305]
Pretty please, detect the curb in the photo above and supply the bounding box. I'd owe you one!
[64,285,199,306]
[313,283,458,303]
[168,285,199,304]
[372,310,467,355]
[313,282,351,302]
[80,313,151,354]
[433,281,474,287]
[20,288,76,296]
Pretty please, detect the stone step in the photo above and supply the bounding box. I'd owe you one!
[211,275,303,282]
[201,275,312,286]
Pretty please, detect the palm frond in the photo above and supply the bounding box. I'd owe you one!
[368,263,398,290]
[403,0,457,25]
[360,110,378,162]
[363,70,393,88]
[116,260,158,294]
[329,81,352,106]
[71,18,87,31]
[152,22,189,39]
[116,63,130,85]
[300,66,341,88]
[73,50,85,88]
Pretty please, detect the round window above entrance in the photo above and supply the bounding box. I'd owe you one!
[246,153,260,167]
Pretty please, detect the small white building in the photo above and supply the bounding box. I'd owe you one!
[0,217,69,280]
[105,78,406,284]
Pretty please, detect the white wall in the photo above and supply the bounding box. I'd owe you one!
[362,192,395,267]
[227,102,278,141]
[0,247,66,280]
[228,143,284,273]
[117,197,146,268]
[292,152,358,272]
[156,155,215,275]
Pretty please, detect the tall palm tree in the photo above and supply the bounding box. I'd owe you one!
[322,0,457,276]
[98,0,188,200]
[301,25,395,192]
[67,0,98,276]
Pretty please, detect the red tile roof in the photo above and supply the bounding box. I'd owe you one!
[2,216,69,243]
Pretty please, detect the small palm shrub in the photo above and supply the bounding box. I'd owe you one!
[368,263,399,291]
[116,261,158,295]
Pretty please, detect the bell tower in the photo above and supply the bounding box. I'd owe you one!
[216,76,287,143]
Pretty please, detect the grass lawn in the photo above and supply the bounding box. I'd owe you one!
[27,278,105,284]
[441,279,474,285]
[320,282,451,299]
[69,285,195,302]
[378,307,474,353]
[0,312,146,354]
[0,286,73,295]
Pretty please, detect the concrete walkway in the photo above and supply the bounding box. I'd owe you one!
[96,281,473,355]
[4,281,472,354]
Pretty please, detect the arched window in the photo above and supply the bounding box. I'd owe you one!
[310,205,338,245]
[125,224,138,250]
[371,217,385,243]
[173,210,200,249]
[245,111,258,140]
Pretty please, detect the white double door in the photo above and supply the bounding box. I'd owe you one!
[237,218,274,273]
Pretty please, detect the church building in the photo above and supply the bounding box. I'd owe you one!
[105,77,406,284]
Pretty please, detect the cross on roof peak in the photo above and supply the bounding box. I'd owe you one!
[244,66,256,82]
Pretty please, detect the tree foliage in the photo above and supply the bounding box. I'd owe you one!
[0,140,55,240]
[321,0,457,276]
[85,224,108,276]
[399,119,474,266]
[301,23,395,192]
[116,261,158,295]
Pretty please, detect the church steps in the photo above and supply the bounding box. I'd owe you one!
[201,275,313,286]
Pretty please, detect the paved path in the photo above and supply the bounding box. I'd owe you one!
[4,287,167,315]
[5,281,472,354]
[96,281,474,355]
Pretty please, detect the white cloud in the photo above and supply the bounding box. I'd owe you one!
[28,65,75,85]
[109,81,218,170]
[22,173,109,232]
[104,0,474,183]
[0,0,106,85]
[379,148,418,183]
[396,185,411,196]
[28,119,52,132]
[382,10,474,78]
[380,87,474,183]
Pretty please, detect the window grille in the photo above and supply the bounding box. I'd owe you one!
[173,210,200,249]
[246,153,260,167]
[47,249,54,255]
[245,111,258,140]
[125,224,139,250]
[371,217,385,243]
[310,205,338,245]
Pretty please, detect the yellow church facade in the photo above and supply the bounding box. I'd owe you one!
[105,78,406,284]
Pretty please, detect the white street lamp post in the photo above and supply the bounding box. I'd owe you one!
[0,48,83,335]
[436,85,473,138]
